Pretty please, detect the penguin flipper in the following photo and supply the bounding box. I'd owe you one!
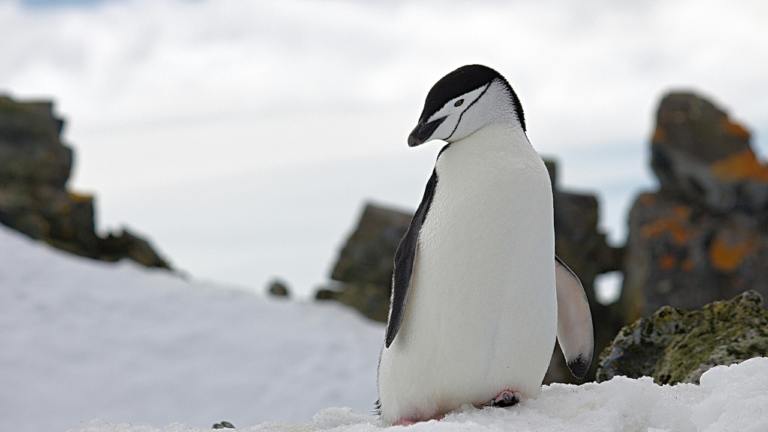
[385,169,438,348]
[555,256,594,379]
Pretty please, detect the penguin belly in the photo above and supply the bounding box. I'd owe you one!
[377,124,557,424]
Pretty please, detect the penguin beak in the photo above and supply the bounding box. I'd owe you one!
[408,117,446,147]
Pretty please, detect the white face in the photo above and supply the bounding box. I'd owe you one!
[408,79,517,146]
[424,85,489,142]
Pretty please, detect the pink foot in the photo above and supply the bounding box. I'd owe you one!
[393,414,444,426]
[393,418,418,426]
[486,390,521,408]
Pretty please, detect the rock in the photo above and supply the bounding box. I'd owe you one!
[267,279,290,297]
[0,95,170,269]
[544,159,625,384]
[596,291,768,385]
[99,229,170,269]
[651,92,768,214]
[322,280,391,323]
[324,203,411,322]
[553,190,624,296]
[619,192,768,322]
[0,97,70,185]
[330,203,412,290]
[619,92,768,323]
[314,288,339,301]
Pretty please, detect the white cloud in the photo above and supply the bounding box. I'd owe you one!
[1,0,767,293]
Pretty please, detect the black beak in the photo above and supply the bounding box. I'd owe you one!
[407,117,446,147]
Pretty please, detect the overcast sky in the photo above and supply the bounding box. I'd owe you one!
[2,0,767,297]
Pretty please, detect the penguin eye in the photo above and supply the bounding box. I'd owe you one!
[454,99,464,107]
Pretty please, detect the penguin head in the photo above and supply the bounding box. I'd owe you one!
[408,64,526,147]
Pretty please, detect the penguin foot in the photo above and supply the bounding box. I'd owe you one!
[486,390,521,408]
[393,414,444,426]
[393,418,418,426]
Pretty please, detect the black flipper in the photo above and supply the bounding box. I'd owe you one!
[384,168,438,348]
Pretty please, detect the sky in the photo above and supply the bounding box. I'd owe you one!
[2,0,767,297]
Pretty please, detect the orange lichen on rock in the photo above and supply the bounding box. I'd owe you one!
[709,235,756,272]
[639,193,656,206]
[711,148,768,183]
[641,218,690,245]
[658,254,677,270]
[681,258,695,273]
[721,117,751,139]
[673,205,691,220]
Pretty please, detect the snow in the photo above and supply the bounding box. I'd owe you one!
[2,224,768,432]
[0,225,384,432]
[70,359,768,432]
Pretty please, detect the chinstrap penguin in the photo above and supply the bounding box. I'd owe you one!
[376,65,594,426]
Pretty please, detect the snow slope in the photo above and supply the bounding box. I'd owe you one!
[0,225,384,432]
[2,224,768,432]
[71,358,768,432]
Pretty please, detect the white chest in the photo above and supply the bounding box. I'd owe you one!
[425,123,553,267]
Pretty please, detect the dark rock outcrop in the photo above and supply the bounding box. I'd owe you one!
[319,203,412,322]
[651,92,768,213]
[545,161,625,384]
[596,290,768,385]
[619,92,768,323]
[0,95,170,269]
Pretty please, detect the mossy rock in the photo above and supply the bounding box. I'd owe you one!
[597,290,768,384]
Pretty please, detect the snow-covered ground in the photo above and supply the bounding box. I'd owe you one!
[0,225,384,432]
[69,359,768,432]
[2,224,767,432]
[69,361,768,432]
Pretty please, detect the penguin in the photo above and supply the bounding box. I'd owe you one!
[376,65,594,426]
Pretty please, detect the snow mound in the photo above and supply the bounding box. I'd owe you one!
[0,226,384,432]
[69,357,768,432]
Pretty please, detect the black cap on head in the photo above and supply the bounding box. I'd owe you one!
[418,64,526,132]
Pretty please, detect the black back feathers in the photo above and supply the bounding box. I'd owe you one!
[418,64,526,132]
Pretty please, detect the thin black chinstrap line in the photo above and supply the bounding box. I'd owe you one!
[445,82,491,141]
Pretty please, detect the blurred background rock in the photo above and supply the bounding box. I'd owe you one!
[0,95,170,269]
[267,279,291,298]
[316,204,412,323]
[619,93,768,323]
